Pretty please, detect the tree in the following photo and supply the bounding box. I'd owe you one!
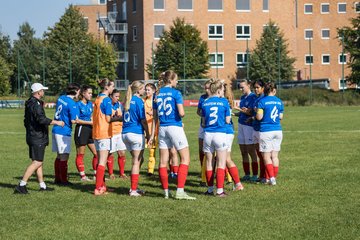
[146,18,209,79]
[249,21,296,82]
[338,14,360,86]
[0,56,12,96]
[0,32,12,62]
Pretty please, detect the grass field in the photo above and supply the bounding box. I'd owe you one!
[0,106,360,239]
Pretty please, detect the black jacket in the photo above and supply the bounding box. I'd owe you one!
[24,96,52,145]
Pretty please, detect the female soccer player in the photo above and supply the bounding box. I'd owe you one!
[53,83,80,185]
[235,79,258,182]
[256,82,284,186]
[150,70,196,200]
[92,78,115,195]
[74,85,97,182]
[201,79,231,197]
[108,89,127,179]
[122,81,150,197]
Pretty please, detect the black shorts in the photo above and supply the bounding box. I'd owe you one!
[74,124,94,146]
[29,144,46,161]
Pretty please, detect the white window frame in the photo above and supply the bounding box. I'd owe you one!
[83,17,89,29]
[338,53,347,64]
[339,78,347,90]
[98,16,107,29]
[304,4,313,14]
[320,3,330,14]
[154,0,165,11]
[321,54,330,65]
[263,0,269,12]
[321,29,330,39]
[338,2,346,13]
[305,54,313,65]
[209,52,224,68]
[236,0,251,12]
[355,2,360,13]
[236,24,251,40]
[208,24,224,40]
[154,24,165,40]
[133,0,137,13]
[304,29,313,40]
[208,0,223,11]
[133,54,138,70]
[112,3,117,12]
[132,26,138,41]
[236,52,249,68]
[178,0,193,11]
[98,0,106,5]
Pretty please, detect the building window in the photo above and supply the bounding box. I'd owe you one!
[263,0,269,11]
[98,16,107,29]
[321,29,330,39]
[305,29,313,39]
[321,3,330,13]
[99,0,106,4]
[154,0,165,10]
[356,2,360,13]
[236,25,251,39]
[322,54,330,64]
[208,0,223,11]
[339,79,347,90]
[154,24,165,39]
[236,53,249,68]
[83,17,89,30]
[132,26,138,41]
[305,55,313,65]
[208,25,224,39]
[133,0,137,12]
[178,0,193,10]
[338,3,346,13]
[133,54,138,70]
[304,4,313,14]
[339,54,347,64]
[209,53,224,68]
[236,0,251,11]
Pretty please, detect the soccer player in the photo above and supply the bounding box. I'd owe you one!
[150,70,196,200]
[14,83,64,194]
[122,81,150,197]
[53,83,80,185]
[256,82,284,186]
[201,79,231,197]
[92,78,116,195]
[74,85,97,182]
[234,79,258,182]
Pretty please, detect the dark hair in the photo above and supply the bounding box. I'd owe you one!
[253,80,265,88]
[264,82,277,95]
[110,89,121,97]
[162,70,178,85]
[65,83,80,95]
[98,78,114,89]
[78,85,92,100]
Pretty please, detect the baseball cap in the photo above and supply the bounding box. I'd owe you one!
[31,83,48,93]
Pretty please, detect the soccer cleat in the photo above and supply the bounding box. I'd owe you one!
[109,174,116,180]
[250,175,258,183]
[269,177,277,186]
[120,174,128,179]
[240,175,251,182]
[39,187,54,192]
[129,189,144,197]
[174,192,196,200]
[216,192,228,198]
[80,176,93,182]
[14,185,28,194]
[147,172,154,177]
[94,188,108,196]
[233,183,244,191]
[204,190,214,196]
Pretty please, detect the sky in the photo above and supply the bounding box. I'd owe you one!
[0,0,97,42]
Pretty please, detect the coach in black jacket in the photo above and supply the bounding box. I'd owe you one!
[14,83,64,194]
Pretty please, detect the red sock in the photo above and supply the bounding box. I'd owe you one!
[131,174,139,191]
[228,166,240,184]
[173,166,179,174]
[206,170,214,187]
[118,156,126,176]
[243,162,250,175]
[251,161,259,176]
[75,154,85,176]
[216,168,225,189]
[257,149,265,178]
[274,166,279,178]
[159,167,169,189]
[95,165,105,190]
[92,155,98,171]
[265,164,275,178]
[177,164,188,188]
[170,165,175,173]
[107,155,114,175]
[59,160,68,183]
[54,158,60,182]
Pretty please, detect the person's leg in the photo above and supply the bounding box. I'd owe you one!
[205,152,215,194]
[95,149,109,194]
[272,151,280,178]
[88,143,98,178]
[247,144,258,181]
[58,153,70,184]
[129,149,145,196]
[239,144,250,180]
[215,150,227,196]
[15,159,43,194]
[226,156,243,191]
[147,147,156,175]
[159,148,170,198]
[118,150,127,178]
[75,145,87,180]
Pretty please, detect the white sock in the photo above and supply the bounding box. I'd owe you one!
[164,189,169,196]
[176,188,184,194]
[39,182,46,189]
[216,188,223,194]
[19,180,27,186]
[207,186,214,193]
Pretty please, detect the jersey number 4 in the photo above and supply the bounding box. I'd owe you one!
[270,106,279,122]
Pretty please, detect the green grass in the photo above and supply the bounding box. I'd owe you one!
[0,106,360,239]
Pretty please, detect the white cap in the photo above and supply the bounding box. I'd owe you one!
[31,83,48,93]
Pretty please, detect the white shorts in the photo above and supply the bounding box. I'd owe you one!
[52,134,71,154]
[253,130,260,144]
[158,126,189,150]
[198,126,205,139]
[94,139,111,151]
[110,133,126,153]
[203,132,228,153]
[122,133,145,151]
[237,123,254,145]
[226,133,234,152]
[259,131,283,152]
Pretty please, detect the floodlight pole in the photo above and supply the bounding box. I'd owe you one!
[277,38,281,96]
[17,50,20,97]
[246,38,249,81]
[152,42,155,80]
[69,44,72,83]
[341,34,345,93]
[309,38,312,104]
[42,43,45,85]
[183,42,186,80]
[216,40,218,78]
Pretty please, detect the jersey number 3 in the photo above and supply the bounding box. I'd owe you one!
[209,107,218,125]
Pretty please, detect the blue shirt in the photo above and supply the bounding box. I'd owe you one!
[76,100,93,122]
[98,93,112,116]
[198,94,208,126]
[201,96,230,133]
[257,95,284,132]
[252,94,264,131]
[155,87,183,127]
[112,101,124,113]
[225,109,234,134]
[52,95,78,136]
[122,95,145,134]
[238,92,257,126]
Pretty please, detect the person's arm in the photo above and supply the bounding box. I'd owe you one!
[177,104,185,118]
[256,108,264,121]
[76,119,93,125]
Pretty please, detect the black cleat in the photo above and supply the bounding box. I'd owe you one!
[39,187,55,192]
[14,185,29,194]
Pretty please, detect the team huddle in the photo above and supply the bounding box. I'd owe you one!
[15,70,284,199]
